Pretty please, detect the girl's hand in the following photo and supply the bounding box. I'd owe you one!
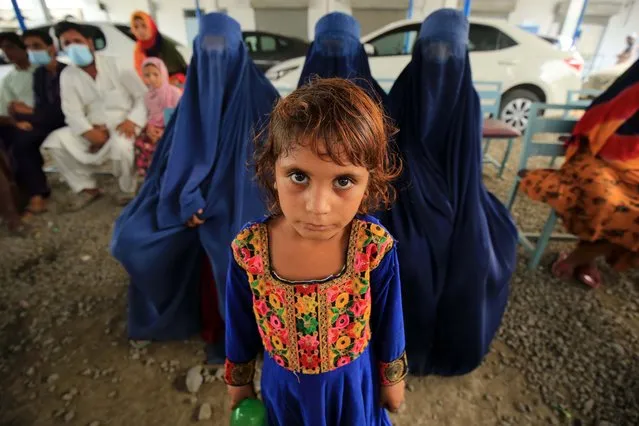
[227,384,256,410]
[186,209,205,228]
[380,380,405,413]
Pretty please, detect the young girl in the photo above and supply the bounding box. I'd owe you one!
[134,57,182,177]
[224,78,406,425]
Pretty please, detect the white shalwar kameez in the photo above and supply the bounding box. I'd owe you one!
[43,54,147,194]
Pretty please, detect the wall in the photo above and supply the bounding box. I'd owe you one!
[591,0,639,70]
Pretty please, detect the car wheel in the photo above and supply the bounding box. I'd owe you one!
[499,89,541,132]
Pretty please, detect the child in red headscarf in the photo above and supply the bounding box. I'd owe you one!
[131,11,187,86]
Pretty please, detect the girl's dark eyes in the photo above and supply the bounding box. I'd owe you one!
[289,172,308,184]
[287,172,355,190]
[334,177,354,189]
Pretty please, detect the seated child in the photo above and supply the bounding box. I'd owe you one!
[224,78,407,425]
[135,57,181,177]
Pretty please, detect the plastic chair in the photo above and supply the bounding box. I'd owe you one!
[475,81,520,178]
[505,102,587,269]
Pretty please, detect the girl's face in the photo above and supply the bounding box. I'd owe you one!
[132,18,151,41]
[142,64,162,89]
[274,141,369,241]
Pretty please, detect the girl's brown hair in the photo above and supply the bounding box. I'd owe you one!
[255,77,401,214]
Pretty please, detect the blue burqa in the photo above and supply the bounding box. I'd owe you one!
[298,12,387,103]
[111,13,279,341]
[379,9,518,376]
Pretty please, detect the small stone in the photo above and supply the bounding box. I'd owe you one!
[186,366,204,394]
[406,383,415,392]
[108,391,117,399]
[610,343,625,356]
[515,402,526,413]
[47,374,60,384]
[25,367,35,377]
[131,352,140,361]
[170,359,180,367]
[29,392,37,400]
[49,385,56,393]
[583,399,594,414]
[64,410,75,422]
[88,422,101,426]
[62,392,73,401]
[184,395,198,405]
[198,403,212,421]
[81,368,92,377]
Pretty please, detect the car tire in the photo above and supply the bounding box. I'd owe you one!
[499,89,542,132]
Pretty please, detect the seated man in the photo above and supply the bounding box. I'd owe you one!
[7,30,67,214]
[43,22,147,210]
[0,32,37,129]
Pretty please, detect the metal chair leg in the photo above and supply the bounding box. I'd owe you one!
[498,138,514,178]
[528,210,558,269]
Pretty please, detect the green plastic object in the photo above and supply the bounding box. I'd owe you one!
[230,398,267,426]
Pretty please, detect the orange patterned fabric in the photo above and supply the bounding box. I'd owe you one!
[520,150,639,269]
[231,219,393,375]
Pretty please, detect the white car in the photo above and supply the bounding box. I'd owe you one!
[583,59,634,92]
[266,17,584,131]
[0,21,192,83]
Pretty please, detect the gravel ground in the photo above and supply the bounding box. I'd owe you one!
[0,141,637,425]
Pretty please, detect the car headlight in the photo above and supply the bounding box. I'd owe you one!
[266,66,299,81]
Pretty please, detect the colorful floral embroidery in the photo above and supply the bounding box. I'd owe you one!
[379,352,408,386]
[231,220,394,375]
[224,358,256,386]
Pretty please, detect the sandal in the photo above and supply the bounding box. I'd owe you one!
[551,252,574,280]
[575,263,602,289]
[67,189,102,212]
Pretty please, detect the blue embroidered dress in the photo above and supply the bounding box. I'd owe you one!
[224,216,407,426]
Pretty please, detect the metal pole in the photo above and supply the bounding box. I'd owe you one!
[572,0,589,47]
[195,0,202,19]
[11,0,27,31]
[404,0,414,53]
[37,0,53,24]
[463,0,472,17]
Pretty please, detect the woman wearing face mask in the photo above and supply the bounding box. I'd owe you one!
[41,22,148,210]
[130,11,187,86]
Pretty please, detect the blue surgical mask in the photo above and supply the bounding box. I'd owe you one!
[28,49,52,66]
[64,43,93,67]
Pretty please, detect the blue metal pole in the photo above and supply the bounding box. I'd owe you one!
[403,0,415,53]
[463,0,472,17]
[195,0,202,19]
[11,0,27,31]
[572,0,589,47]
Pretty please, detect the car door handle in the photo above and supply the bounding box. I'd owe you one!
[498,60,519,66]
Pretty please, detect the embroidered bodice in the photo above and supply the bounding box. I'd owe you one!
[230,218,394,375]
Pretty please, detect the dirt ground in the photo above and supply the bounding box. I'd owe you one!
[0,137,637,426]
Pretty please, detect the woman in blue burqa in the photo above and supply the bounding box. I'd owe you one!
[378,9,518,376]
[110,13,279,360]
[298,12,386,104]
